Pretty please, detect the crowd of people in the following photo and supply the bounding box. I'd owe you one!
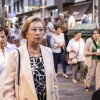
[0,11,100,100]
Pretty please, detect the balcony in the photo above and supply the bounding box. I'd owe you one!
[64,0,86,3]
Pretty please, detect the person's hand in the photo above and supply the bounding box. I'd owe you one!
[93,52,100,56]
[97,49,100,56]
[62,42,65,46]
[58,44,63,47]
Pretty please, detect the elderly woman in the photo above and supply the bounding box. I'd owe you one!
[50,25,68,78]
[67,31,86,84]
[3,17,59,100]
[84,29,100,92]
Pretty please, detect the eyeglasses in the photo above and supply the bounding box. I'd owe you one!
[29,27,44,33]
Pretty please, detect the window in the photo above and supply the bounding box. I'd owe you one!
[33,0,41,6]
[17,1,19,12]
[14,3,15,11]
[9,6,11,13]
[21,0,24,9]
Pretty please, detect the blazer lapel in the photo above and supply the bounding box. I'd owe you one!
[21,43,37,96]
[21,44,52,99]
[40,45,52,96]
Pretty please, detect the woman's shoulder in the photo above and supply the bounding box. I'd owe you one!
[86,37,92,43]
[9,44,24,56]
[41,45,52,52]
[69,38,74,43]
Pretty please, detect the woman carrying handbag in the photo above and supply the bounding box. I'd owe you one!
[67,31,86,83]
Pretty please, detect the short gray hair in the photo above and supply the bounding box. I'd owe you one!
[21,16,45,39]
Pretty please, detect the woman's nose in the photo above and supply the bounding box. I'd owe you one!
[35,29,41,35]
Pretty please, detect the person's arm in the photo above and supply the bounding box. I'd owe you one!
[85,39,98,56]
[66,39,75,52]
[50,35,62,48]
[48,27,55,33]
[3,52,16,100]
[47,23,55,33]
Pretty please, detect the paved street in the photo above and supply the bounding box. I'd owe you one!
[57,64,94,100]
[0,65,95,100]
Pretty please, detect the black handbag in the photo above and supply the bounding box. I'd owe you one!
[16,49,20,100]
[16,49,20,85]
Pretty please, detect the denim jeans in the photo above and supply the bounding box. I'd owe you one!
[46,35,51,47]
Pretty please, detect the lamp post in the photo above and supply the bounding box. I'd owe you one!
[42,0,45,19]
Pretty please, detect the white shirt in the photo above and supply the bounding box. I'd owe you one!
[68,15,75,28]
[46,22,54,35]
[51,33,65,53]
[0,43,16,99]
[0,42,16,71]
[67,38,85,61]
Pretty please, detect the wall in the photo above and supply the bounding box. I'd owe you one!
[47,0,54,6]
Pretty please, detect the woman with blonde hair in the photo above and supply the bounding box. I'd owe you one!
[3,17,59,100]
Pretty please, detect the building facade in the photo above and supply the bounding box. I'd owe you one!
[0,0,100,25]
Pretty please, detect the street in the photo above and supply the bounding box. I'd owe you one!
[0,65,94,100]
[57,64,94,100]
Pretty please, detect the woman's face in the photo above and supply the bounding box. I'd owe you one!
[92,30,99,41]
[74,32,82,40]
[0,31,7,48]
[56,27,62,35]
[26,21,44,44]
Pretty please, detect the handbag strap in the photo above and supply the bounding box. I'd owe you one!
[16,49,20,85]
[77,40,80,55]
[92,37,98,48]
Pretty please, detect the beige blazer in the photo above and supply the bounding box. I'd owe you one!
[3,43,59,100]
[85,37,100,68]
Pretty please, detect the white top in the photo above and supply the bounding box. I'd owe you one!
[67,38,85,61]
[0,42,16,70]
[0,42,16,99]
[68,15,75,28]
[46,22,54,35]
[51,33,65,53]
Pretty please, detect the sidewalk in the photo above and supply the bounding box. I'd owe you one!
[57,64,94,100]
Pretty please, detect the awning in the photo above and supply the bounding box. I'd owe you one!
[71,1,92,20]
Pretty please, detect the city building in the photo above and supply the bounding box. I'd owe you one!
[0,0,99,25]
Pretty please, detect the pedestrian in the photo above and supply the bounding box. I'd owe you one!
[67,31,86,84]
[56,13,68,45]
[84,29,100,92]
[0,26,16,99]
[67,11,75,29]
[44,17,55,47]
[82,13,90,24]
[51,25,68,78]
[3,17,59,100]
